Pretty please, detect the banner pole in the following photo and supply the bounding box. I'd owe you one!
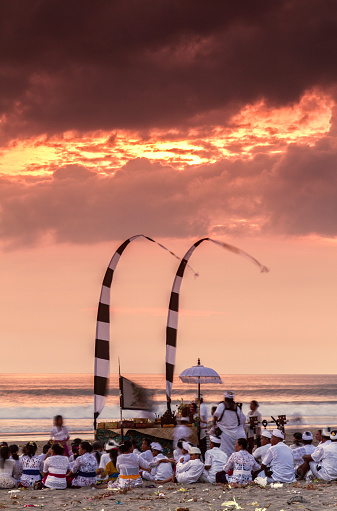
[119,357,124,443]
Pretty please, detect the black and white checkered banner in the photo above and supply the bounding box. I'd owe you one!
[165,238,269,410]
[94,234,195,423]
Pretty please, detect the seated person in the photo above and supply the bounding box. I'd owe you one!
[0,446,19,489]
[259,429,295,483]
[175,446,204,484]
[69,441,97,487]
[173,438,185,462]
[292,431,315,471]
[139,438,153,464]
[142,442,173,483]
[253,430,272,463]
[297,427,331,480]
[97,447,119,483]
[42,443,69,490]
[19,442,43,488]
[200,435,228,483]
[111,440,150,488]
[290,432,303,450]
[131,439,141,456]
[216,438,260,484]
[303,430,337,482]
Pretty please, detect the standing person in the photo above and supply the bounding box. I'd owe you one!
[19,442,43,488]
[212,391,246,457]
[200,435,228,483]
[50,415,70,456]
[259,429,295,483]
[246,400,262,453]
[0,445,19,488]
[216,438,260,484]
[69,441,97,487]
[195,394,208,460]
[42,443,69,490]
[173,417,192,449]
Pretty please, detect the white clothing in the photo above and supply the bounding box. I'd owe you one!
[176,458,204,484]
[173,424,192,448]
[71,452,97,487]
[19,455,43,487]
[0,459,19,488]
[39,453,46,463]
[112,452,149,488]
[262,442,295,483]
[139,449,153,464]
[310,441,337,481]
[214,403,246,457]
[173,447,182,462]
[43,455,69,490]
[246,409,262,438]
[99,452,111,470]
[143,453,173,481]
[201,447,228,483]
[50,425,69,441]
[311,440,331,461]
[292,444,316,469]
[133,448,141,456]
[224,450,260,484]
[253,443,271,463]
[200,403,208,440]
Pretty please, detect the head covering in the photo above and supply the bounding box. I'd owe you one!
[189,446,201,455]
[150,442,162,452]
[330,430,337,441]
[322,427,331,437]
[182,441,190,452]
[224,390,235,399]
[105,439,119,451]
[302,431,313,441]
[209,435,221,444]
[261,430,272,439]
[272,429,284,440]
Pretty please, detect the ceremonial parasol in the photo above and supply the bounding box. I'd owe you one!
[179,358,222,444]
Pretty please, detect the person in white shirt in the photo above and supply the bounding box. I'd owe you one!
[176,446,204,484]
[253,429,272,464]
[50,415,70,457]
[42,443,69,490]
[131,439,141,456]
[200,435,228,483]
[99,439,120,472]
[193,394,208,459]
[109,440,150,488]
[296,427,331,480]
[139,438,153,464]
[211,391,246,457]
[173,438,185,462]
[292,431,316,471]
[306,430,337,481]
[246,400,262,453]
[173,417,192,449]
[142,442,173,483]
[260,429,295,483]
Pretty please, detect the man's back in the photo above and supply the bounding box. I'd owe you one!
[262,442,295,483]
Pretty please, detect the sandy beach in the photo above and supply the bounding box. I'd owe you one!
[1,479,337,510]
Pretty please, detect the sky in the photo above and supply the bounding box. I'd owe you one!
[1,0,337,375]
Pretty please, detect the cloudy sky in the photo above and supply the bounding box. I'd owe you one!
[1,0,337,375]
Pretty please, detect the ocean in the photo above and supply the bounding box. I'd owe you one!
[1,374,336,441]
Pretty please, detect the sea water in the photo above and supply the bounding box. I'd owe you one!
[0,373,336,440]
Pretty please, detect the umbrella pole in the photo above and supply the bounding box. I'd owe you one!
[197,358,201,447]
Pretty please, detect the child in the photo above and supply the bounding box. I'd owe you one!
[50,415,70,456]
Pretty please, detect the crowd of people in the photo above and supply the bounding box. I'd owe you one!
[0,393,337,490]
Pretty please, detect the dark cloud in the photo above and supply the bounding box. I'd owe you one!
[2,134,337,249]
[1,0,337,139]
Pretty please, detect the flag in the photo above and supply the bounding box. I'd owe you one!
[120,376,154,411]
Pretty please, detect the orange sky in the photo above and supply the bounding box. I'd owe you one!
[2,1,337,375]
